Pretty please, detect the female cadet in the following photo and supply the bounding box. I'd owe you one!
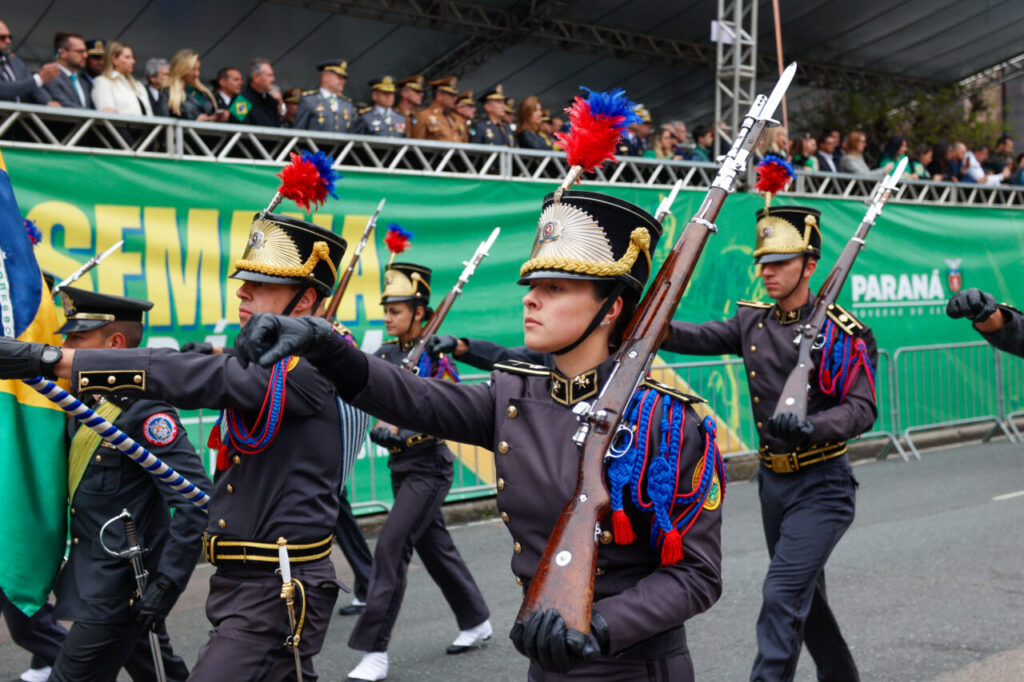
[235,189,726,681]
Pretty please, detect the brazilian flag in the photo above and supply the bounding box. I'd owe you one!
[0,149,67,616]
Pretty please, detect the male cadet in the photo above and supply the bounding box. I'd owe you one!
[948,288,1024,357]
[468,85,514,146]
[393,74,424,134]
[45,287,211,682]
[229,58,283,127]
[294,59,355,133]
[453,90,476,138]
[409,76,462,142]
[0,214,349,680]
[352,76,405,137]
[662,205,876,682]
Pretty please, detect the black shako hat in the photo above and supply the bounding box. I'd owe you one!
[518,190,662,294]
[231,212,347,296]
[753,205,822,265]
[58,286,153,334]
[380,262,431,305]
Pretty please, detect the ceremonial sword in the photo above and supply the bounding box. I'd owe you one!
[100,509,167,682]
[277,538,304,682]
[51,240,124,295]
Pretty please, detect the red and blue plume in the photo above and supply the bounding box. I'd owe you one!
[23,218,41,245]
[384,223,413,255]
[755,153,795,197]
[276,150,339,213]
[555,86,641,175]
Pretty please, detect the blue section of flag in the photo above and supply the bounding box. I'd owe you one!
[0,167,41,337]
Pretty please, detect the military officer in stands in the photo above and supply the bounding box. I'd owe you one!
[663,205,876,682]
[353,76,405,138]
[295,59,355,133]
[947,289,1024,357]
[394,74,424,134]
[44,288,212,682]
[469,85,515,147]
[0,212,351,680]
[454,90,476,137]
[409,76,463,142]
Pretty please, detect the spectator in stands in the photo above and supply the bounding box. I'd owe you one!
[1009,152,1024,185]
[961,144,1009,186]
[642,124,682,160]
[453,89,476,139]
[353,76,406,138]
[549,112,564,135]
[790,133,818,171]
[395,74,424,134]
[0,20,59,104]
[815,130,839,172]
[229,58,282,127]
[829,129,844,167]
[160,49,226,122]
[667,120,689,157]
[91,40,151,116]
[503,97,516,128]
[688,124,714,162]
[410,76,464,142]
[876,135,907,174]
[927,141,953,180]
[82,39,105,87]
[760,125,790,160]
[949,142,968,181]
[282,87,301,126]
[516,95,554,150]
[985,134,1013,174]
[213,66,242,110]
[839,131,874,174]
[294,59,354,132]
[631,104,653,154]
[540,109,553,136]
[468,85,513,146]
[45,31,91,108]
[144,57,168,114]
[908,143,935,180]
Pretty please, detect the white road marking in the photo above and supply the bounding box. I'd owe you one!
[992,489,1024,502]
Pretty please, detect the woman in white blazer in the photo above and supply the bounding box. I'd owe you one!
[91,40,152,116]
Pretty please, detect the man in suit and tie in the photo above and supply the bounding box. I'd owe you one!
[213,67,242,110]
[0,19,60,104]
[44,32,91,108]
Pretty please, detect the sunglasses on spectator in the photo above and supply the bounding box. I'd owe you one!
[0,34,12,41]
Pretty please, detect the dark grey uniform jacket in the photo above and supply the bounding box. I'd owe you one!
[469,118,515,146]
[353,107,406,138]
[309,333,723,655]
[0,54,50,103]
[979,305,1024,358]
[70,349,343,544]
[663,298,878,453]
[55,394,211,623]
[294,91,354,133]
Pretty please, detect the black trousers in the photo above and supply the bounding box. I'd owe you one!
[51,620,189,682]
[750,457,859,682]
[334,486,373,602]
[348,449,490,652]
[0,590,67,670]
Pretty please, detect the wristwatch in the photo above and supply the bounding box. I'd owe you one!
[39,344,63,377]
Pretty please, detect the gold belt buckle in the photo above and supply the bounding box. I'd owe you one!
[770,453,797,474]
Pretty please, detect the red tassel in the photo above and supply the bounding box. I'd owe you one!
[611,509,636,545]
[207,424,222,451]
[660,528,684,565]
[215,446,230,472]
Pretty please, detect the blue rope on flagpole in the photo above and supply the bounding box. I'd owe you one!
[23,376,211,511]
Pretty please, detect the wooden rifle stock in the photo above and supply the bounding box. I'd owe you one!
[771,157,906,421]
[516,62,798,635]
[322,198,385,321]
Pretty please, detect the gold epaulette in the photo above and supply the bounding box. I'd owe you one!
[738,299,772,309]
[358,106,372,115]
[640,379,705,404]
[493,359,550,377]
[340,94,353,103]
[826,303,865,336]
[301,89,317,96]
[331,320,353,337]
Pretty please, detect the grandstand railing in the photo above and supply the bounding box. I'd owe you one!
[1,102,1021,208]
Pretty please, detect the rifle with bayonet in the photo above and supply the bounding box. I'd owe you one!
[771,156,907,422]
[401,227,501,373]
[515,63,798,635]
[654,179,684,223]
[51,240,124,295]
[322,198,385,321]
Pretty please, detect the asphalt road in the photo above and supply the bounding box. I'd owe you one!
[3,440,1024,681]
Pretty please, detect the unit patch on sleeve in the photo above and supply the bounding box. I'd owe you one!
[143,413,178,446]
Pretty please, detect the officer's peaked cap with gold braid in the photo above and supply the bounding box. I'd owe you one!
[231,212,347,296]
[518,190,662,293]
[57,286,153,334]
[753,204,822,265]
[381,262,432,305]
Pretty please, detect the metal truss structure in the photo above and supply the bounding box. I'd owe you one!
[713,0,758,156]
[1,103,1019,208]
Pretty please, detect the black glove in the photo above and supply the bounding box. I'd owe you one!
[135,573,180,632]
[180,341,214,354]
[0,338,62,380]
[766,412,815,446]
[425,335,458,356]
[369,425,403,449]
[509,609,604,673]
[946,288,998,322]
[233,314,334,368]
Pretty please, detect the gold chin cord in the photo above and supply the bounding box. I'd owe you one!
[277,537,306,682]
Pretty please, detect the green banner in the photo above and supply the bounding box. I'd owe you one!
[7,149,1022,506]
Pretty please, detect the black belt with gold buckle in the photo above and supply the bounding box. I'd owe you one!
[388,433,443,455]
[203,532,333,567]
[758,441,847,474]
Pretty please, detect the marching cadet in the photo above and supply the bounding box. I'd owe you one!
[469,85,515,146]
[352,76,406,138]
[409,76,463,142]
[48,288,212,682]
[663,205,876,682]
[233,189,726,681]
[947,288,1024,357]
[0,212,351,680]
[394,74,425,134]
[453,89,476,138]
[294,59,355,133]
[338,260,491,682]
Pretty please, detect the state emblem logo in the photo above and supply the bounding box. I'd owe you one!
[143,413,178,447]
